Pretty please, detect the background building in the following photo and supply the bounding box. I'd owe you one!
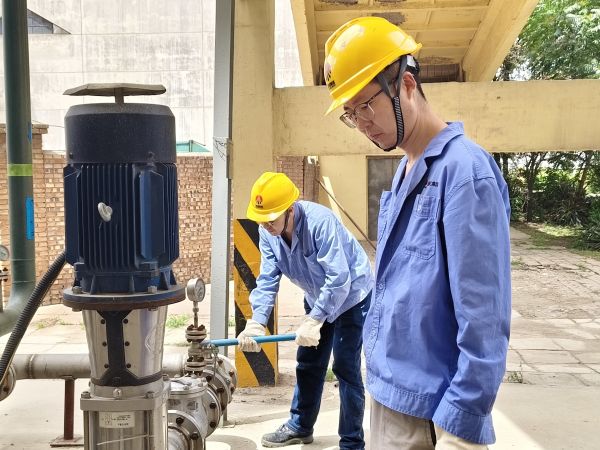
[0,0,302,150]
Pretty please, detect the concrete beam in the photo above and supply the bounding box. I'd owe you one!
[462,0,538,81]
[290,0,318,86]
[273,80,600,156]
[314,1,489,13]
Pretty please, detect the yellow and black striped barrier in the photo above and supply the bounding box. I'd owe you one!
[233,219,279,387]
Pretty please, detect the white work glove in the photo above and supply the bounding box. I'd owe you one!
[295,316,324,347]
[237,319,266,352]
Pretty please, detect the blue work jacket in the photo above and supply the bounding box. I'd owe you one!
[364,122,511,445]
[250,201,373,325]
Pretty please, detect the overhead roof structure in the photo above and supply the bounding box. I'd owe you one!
[291,0,538,85]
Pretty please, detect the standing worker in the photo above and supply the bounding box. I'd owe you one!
[237,172,373,449]
[323,17,511,449]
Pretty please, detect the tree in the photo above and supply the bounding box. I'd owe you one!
[497,1,600,225]
[519,152,547,222]
[518,0,600,80]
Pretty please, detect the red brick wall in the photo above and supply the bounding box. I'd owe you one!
[277,156,305,199]
[0,132,304,306]
[276,156,319,202]
[0,132,216,305]
[0,125,74,306]
[172,155,214,284]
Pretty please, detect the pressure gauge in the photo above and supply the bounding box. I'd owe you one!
[186,277,206,303]
[0,245,9,262]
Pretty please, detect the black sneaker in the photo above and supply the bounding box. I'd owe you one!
[261,424,314,447]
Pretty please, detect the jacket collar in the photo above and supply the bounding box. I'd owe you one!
[376,122,464,272]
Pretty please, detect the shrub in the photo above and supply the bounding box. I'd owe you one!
[578,199,600,250]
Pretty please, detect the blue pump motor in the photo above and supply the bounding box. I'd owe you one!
[62,84,185,310]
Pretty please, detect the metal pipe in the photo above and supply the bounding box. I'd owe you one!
[209,333,296,347]
[11,352,189,380]
[0,0,37,336]
[64,378,75,440]
[317,179,376,251]
[0,252,66,386]
[210,0,235,354]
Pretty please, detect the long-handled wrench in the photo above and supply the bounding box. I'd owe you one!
[206,334,296,347]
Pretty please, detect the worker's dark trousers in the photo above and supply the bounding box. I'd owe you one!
[286,293,371,450]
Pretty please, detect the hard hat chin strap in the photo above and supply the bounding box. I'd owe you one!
[374,55,409,152]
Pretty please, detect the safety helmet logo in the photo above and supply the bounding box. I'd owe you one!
[255,195,263,208]
[325,61,335,90]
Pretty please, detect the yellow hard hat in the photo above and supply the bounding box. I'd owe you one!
[246,172,300,222]
[324,16,422,115]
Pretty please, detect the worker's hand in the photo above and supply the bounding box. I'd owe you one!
[295,316,324,347]
[237,319,266,352]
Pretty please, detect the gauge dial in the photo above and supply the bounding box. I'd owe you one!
[0,245,9,262]
[186,277,206,302]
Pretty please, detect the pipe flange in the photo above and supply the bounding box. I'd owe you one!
[202,366,232,409]
[185,327,207,342]
[168,409,203,444]
[201,387,222,437]
[0,365,16,402]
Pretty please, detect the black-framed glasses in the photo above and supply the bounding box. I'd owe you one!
[339,89,384,128]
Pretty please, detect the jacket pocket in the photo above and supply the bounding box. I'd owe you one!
[401,194,440,260]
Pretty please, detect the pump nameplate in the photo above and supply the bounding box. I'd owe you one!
[99,412,135,429]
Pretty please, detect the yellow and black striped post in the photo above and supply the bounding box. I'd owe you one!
[233,219,279,387]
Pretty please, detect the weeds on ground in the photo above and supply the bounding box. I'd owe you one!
[504,361,524,384]
[35,317,79,329]
[165,314,192,329]
[513,222,600,261]
[511,258,527,269]
[325,368,337,383]
[505,370,524,384]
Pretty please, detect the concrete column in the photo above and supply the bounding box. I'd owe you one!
[232,0,278,387]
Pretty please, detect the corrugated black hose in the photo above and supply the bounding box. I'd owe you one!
[0,251,67,387]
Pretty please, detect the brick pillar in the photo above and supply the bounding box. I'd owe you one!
[303,156,320,203]
[276,156,305,198]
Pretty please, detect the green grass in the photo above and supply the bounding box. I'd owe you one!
[505,370,524,384]
[513,222,578,247]
[35,317,80,329]
[165,314,192,329]
[512,222,600,261]
[511,257,527,269]
[325,368,337,383]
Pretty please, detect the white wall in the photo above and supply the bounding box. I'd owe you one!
[0,0,303,151]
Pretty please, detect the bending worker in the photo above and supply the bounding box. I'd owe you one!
[237,172,373,449]
[323,17,511,450]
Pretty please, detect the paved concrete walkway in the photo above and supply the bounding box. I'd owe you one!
[508,228,600,386]
[1,227,599,448]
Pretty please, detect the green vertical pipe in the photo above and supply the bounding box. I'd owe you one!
[0,0,36,336]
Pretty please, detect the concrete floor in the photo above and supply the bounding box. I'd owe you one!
[2,228,600,449]
[2,379,599,449]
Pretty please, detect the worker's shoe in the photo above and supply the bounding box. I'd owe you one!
[261,424,314,447]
